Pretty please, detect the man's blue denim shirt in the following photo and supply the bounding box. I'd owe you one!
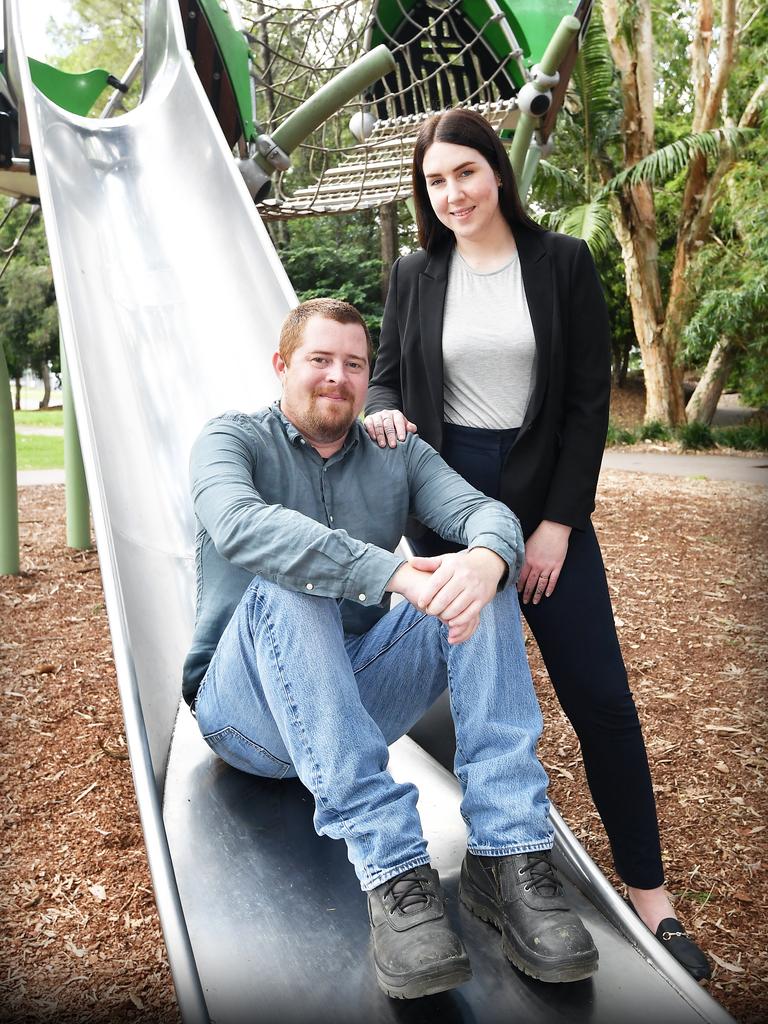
[182,403,525,703]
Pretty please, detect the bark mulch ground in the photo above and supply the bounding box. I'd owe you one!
[1,475,766,1023]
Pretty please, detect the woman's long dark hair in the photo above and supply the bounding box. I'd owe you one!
[412,108,541,252]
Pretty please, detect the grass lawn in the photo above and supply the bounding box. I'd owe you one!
[15,433,64,471]
[14,408,64,428]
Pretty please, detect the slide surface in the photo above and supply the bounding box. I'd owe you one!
[5,1,734,1021]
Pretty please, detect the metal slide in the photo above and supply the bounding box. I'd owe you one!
[6,1,734,1021]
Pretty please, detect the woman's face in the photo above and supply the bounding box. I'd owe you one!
[421,141,505,244]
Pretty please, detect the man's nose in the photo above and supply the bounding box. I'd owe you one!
[324,360,346,381]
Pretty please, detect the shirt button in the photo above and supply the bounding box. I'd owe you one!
[358,593,366,602]
[329,516,334,523]
[305,583,314,591]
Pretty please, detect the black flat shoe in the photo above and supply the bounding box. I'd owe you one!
[654,917,712,982]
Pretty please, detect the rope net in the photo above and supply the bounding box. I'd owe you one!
[239,1,527,219]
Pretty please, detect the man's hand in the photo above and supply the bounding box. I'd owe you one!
[386,561,440,610]
[517,520,571,604]
[363,409,418,448]
[406,548,506,644]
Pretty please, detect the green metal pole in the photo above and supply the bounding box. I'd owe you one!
[0,343,20,575]
[518,143,544,202]
[254,45,396,176]
[61,343,91,550]
[509,15,581,190]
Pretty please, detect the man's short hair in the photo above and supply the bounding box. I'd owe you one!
[278,298,373,365]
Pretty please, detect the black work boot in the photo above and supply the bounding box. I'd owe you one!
[368,865,472,999]
[459,851,598,983]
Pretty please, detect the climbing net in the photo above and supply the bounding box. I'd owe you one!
[238,1,528,219]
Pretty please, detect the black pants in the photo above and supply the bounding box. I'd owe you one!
[411,424,663,889]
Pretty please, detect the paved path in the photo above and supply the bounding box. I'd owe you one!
[15,425,64,437]
[17,470,66,486]
[17,453,767,489]
[601,450,768,485]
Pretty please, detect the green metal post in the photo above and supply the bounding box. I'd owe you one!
[0,343,20,575]
[254,45,396,176]
[509,15,581,192]
[518,143,544,202]
[61,344,91,550]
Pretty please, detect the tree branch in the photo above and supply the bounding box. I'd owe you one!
[702,0,738,129]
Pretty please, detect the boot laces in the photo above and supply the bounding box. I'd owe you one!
[384,869,432,915]
[522,854,563,897]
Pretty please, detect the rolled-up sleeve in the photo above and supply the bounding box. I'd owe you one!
[190,420,403,605]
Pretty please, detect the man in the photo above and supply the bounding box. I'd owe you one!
[183,298,598,999]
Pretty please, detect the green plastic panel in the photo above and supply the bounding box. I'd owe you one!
[5,58,114,116]
[371,0,578,67]
[499,0,579,64]
[195,0,254,141]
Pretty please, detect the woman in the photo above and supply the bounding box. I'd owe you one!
[364,108,710,979]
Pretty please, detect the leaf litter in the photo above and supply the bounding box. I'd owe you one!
[1,476,766,1022]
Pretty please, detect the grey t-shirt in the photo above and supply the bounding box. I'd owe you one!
[442,249,536,429]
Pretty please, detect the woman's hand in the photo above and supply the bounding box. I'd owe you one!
[363,409,418,448]
[518,520,571,605]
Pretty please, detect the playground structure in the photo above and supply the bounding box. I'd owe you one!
[1,0,738,1021]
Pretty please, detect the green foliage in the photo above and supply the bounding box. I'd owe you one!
[545,200,615,256]
[0,201,59,385]
[275,211,387,343]
[711,423,768,451]
[639,420,671,441]
[677,420,715,450]
[604,419,768,451]
[683,132,768,408]
[606,422,637,445]
[595,127,754,200]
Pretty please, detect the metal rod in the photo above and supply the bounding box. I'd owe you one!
[518,140,543,200]
[510,15,580,191]
[62,342,91,550]
[256,44,396,174]
[0,341,20,575]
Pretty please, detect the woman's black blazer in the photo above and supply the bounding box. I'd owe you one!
[366,224,611,539]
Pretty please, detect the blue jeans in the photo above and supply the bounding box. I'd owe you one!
[194,576,552,891]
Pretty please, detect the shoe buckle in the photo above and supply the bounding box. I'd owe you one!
[662,930,686,941]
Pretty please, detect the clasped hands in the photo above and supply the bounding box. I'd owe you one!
[387,547,506,645]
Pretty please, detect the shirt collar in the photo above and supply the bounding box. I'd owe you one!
[271,402,361,456]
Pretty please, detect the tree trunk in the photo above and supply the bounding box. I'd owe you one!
[14,377,21,411]
[610,195,686,423]
[39,361,51,409]
[686,336,737,424]
[603,0,686,424]
[611,334,630,387]
[379,201,399,304]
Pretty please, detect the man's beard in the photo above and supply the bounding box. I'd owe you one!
[301,391,356,443]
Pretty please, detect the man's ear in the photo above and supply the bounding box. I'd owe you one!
[272,350,286,381]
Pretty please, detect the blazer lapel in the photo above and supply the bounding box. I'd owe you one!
[418,245,451,425]
[516,226,552,434]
